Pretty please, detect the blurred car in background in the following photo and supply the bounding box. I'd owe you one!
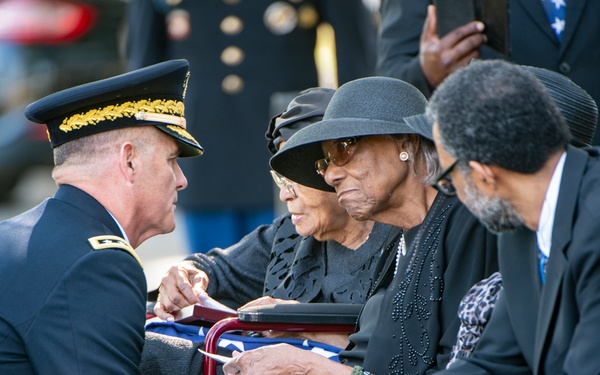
[0,0,126,201]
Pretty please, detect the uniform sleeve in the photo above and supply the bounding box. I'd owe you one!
[27,249,146,375]
[126,0,167,69]
[376,0,433,97]
[184,216,283,306]
[441,293,531,375]
[319,0,378,83]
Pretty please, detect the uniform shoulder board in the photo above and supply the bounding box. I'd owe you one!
[88,235,143,268]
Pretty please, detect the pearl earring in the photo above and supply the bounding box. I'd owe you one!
[399,151,409,162]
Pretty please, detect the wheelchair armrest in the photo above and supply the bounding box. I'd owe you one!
[202,303,362,375]
[238,303,362,325]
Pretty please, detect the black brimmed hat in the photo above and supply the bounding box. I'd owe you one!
[417,64,599,149]
[25,59,203,157]
[520,65,597,147]
[265,87,335,154]
[270,76,429,191]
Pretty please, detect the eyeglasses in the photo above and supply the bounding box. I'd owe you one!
[432,159,459,196]
[270,170,298,199]
[315,137,359,177]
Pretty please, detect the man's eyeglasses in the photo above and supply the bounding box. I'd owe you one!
[270,170,298,199]
[315,137,359,177]
[432,159,459,196]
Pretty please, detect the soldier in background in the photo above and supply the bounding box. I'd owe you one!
[126,0,377,253]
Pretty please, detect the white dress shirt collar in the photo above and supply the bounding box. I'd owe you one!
[536,151,567,257]
[107,210,130,244]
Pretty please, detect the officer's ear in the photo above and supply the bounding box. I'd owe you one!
[119,142,137,183]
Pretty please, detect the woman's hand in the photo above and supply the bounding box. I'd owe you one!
[238,296,299,310]
[223,344,352,375]
[154,260,209,321]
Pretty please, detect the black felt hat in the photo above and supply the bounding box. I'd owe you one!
[270,76,429,191]
[520,65,597,147]
[417,65,599,148]
[265,87,336,154]
[25,59,203,157]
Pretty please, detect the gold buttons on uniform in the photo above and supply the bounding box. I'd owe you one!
[219,0,243,94]
[220,15,244,35]
[220,46,245,66]
[298,4,318,29]
[222,74,244,94]
[264,2,298,35]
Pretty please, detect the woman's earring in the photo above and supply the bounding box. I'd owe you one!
[399,151,409,162]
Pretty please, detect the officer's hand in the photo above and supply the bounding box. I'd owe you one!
[154,261,208,321]
[420,4,486,89]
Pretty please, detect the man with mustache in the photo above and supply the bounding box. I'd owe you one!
[429,59,600,374]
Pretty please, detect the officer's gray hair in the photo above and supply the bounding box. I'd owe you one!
[53,127,159,167]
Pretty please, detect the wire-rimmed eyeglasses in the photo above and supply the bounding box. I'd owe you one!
[270,170,298,199]
[315,137,360,177]
[432,159,459,196]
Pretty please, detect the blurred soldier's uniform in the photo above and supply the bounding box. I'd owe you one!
[126,0,377,252]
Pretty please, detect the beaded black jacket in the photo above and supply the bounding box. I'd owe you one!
[340,193,499,375]
[186,213,392,307]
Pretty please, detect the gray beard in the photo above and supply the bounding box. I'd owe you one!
[463,177,524,234]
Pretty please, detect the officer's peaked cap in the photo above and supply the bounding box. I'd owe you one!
[25,59,203,157]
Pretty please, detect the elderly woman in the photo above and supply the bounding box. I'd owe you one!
[223,76,499,375]
[153,88,391,324]
[141,89,393,375]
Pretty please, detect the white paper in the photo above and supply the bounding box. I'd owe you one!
[198,294,237,314]
[198,348,232,364]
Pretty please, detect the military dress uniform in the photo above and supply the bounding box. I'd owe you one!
[126,0,376,252]
[0,186,147,375]
[0,60,203,374]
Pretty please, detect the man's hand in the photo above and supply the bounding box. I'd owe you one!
[223,344,352,375]
[420,4,487,89]
[153,260,209,321]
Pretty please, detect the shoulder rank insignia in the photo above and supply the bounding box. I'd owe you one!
[88,235,143,268]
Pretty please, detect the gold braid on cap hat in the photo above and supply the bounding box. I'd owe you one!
[59,99,186,133]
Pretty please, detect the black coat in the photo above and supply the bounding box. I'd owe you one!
[126,0,377,209]
[377,0,600,144]
[0,185,147,374]
[442,146,600,374]
[185,213,392,307]
[340,193,499,374]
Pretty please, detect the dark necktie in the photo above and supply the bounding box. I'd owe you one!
[541,0,567,42]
